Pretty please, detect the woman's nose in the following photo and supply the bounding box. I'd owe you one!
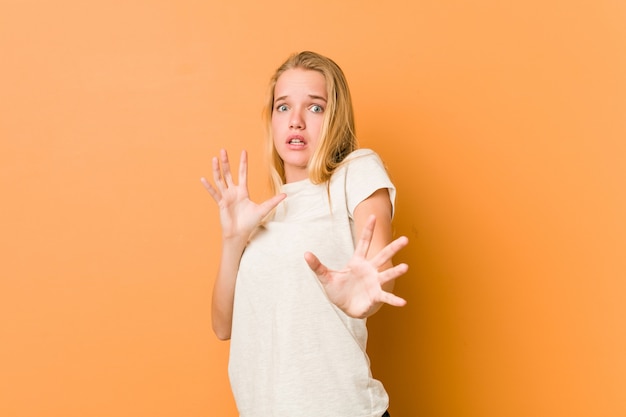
[289,111,304,129]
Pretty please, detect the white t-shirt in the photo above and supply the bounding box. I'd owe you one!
[228,149,396,417]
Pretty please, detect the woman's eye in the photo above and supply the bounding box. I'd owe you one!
[276,104,288,112]
[310,105,324,113]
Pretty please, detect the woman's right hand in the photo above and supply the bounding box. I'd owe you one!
[201,149,286,241]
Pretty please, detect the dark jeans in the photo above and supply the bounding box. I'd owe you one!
[382,411,390,417]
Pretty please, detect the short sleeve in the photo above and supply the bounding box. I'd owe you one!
[343,149,396,218]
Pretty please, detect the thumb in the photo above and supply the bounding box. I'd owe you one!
[304,251,329,284]
[258,193,287,217]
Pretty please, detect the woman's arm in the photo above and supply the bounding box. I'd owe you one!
[304,188,408,319]
[352,188,398,314]
[201,149,285,340]
[353,188,395,272]
[211,235,247,340]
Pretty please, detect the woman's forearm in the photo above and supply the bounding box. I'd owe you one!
[211,236,248,340]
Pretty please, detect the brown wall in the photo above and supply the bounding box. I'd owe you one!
[1,1,625,416]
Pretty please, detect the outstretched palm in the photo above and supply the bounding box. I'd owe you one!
[304,215,409,318]
[201,149,285,241]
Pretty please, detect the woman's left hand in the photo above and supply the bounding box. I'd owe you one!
[304,215,409,318]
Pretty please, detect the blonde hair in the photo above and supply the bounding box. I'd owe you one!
[262,51,358,194]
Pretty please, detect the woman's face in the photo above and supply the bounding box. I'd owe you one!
[271,68,327,183]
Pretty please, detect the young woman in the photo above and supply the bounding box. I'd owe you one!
[201,51,408,417]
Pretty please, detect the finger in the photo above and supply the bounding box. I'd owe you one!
[258,193,287,218]
[304,251,330,284]
[370,236,409,270]
[200,177,221,203]
[220,149,235,186]
[378,263,409,285]
[211,156,226,192]
[354,215,376,259]
[378,290,407,307]
[238,150,248,189]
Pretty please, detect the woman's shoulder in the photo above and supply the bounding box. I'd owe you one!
[333,148,390,182]
[334,148,396,214]
[340,148,383,168]
[344,148,378,161]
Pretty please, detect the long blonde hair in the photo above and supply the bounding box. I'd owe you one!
[262,51,358,193]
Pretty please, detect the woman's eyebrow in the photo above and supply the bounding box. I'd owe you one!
[274,94,327,104]
[308,94,327,102]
